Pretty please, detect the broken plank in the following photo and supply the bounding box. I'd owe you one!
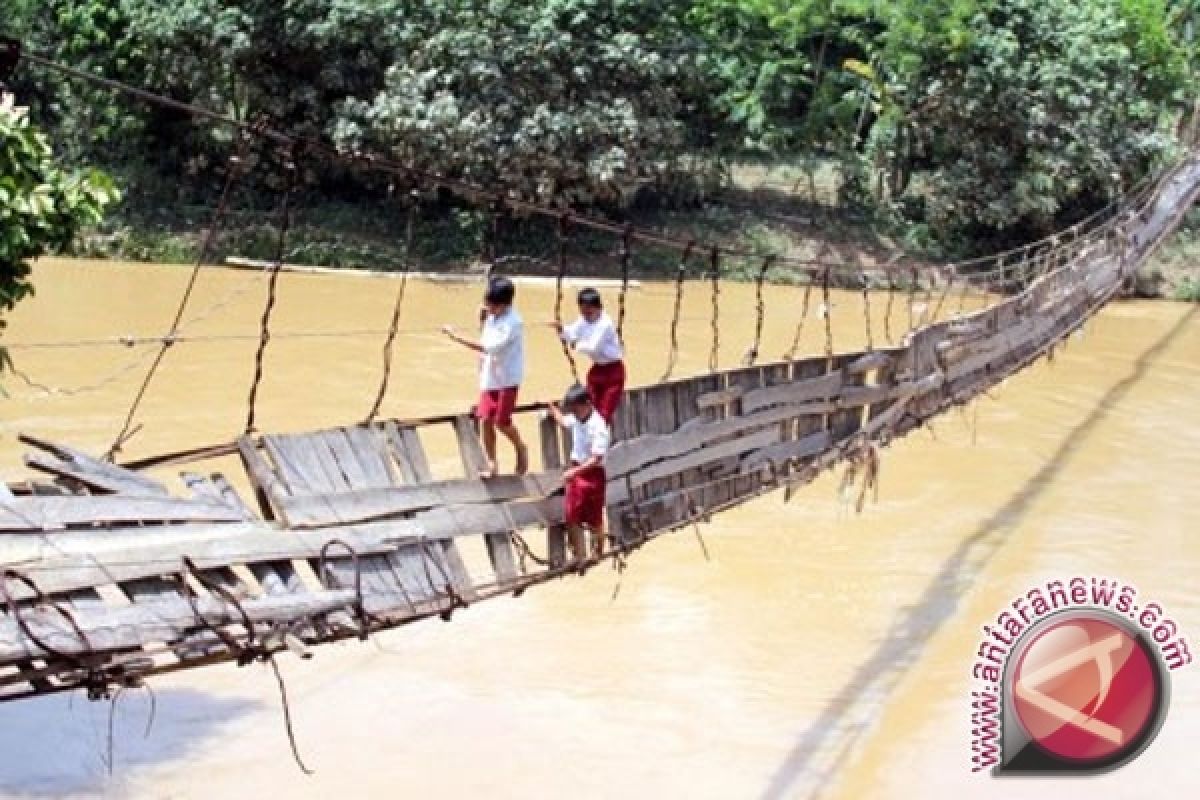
[20,444,167,497]
[0,495,249,532]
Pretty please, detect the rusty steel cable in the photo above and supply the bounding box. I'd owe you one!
[244,147,299,434]
[555,214,580,382]
[784,278,815,361]
[821,267,834,357]
[906,267,919,335]
[617,223,633,342]
[883,271,896,344]
[661,242,693,382]
[707,246,721,372]
[860,271,874,351]
[364,198,417,424]
[747,255,774,365]
[104,130,255,460]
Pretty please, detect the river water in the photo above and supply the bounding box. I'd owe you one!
[1,259,1198,799]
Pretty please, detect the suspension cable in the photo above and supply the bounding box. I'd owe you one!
[364,196,417,424]
[244,146,299,434]
[707,246,721,372]
[661,242,693,382]
[617,223,633,342]
[747,255,774,366]
[555,214,580,382]
[103,129,255,460]
[784,276,815,361]
[821,266,834,357]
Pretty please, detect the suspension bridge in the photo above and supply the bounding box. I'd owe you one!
[1,45,1199,713]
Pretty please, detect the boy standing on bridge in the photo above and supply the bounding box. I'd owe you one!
[442,276,529,478]
[551,288,625,424]
[547,383,610,562]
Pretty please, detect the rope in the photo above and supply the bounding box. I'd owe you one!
[244,146,299,434]
[617,224,633,342]
[784,277,814,361]
[268,656,315,775]
[708,246,721,372]
[746,255,774,365]
[364,198,416,424]
[821,267,834,357]
[860,271,874,351]
[554,214,580,381]
[661,242,693,382]
[883,271,896,344]
[103,130,254,460]
[906,267,919,335]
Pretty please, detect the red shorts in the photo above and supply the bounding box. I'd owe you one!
[565,465,606,528]
[475,386,519,426]
[587,361,625,423]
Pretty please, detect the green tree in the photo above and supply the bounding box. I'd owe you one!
[332,0,703,205]
[0,92,118,370]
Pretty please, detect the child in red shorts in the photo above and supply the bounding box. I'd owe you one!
[547,383,610,562]
[552,288,625,424]
[442,276,529,478]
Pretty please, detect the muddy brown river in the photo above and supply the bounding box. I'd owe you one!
[1,259,1197,798]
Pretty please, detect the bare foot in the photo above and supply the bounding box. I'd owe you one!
[514,443,529,475]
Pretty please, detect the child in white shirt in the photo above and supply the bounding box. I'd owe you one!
[552,288,626,424]
[547,383,610,562]
[442,277,529,477]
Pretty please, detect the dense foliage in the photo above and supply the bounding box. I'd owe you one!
[0,93,118,361]
[6,0,1197,256]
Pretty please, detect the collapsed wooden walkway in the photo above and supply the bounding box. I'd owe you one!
[1,154,1198,705]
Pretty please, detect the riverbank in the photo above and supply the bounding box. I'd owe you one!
[70,166,1199,299]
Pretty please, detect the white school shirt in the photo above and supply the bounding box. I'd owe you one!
[561,312,623,364]
[479,308,524,390]
[563,410,610,465]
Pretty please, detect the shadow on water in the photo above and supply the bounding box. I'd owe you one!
[0,687,258,798]
[762,305,1198,800]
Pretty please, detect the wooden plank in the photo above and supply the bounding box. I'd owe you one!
[0,588,426,662]
[740,430,834,472]
[485,533,519,583]
[181,473,255,520]
[0,495,250,532]
[453,415,490,477]
[1,524,420,601]
[384,421,433,484]
[262,436,317,495]
[741,369,846,414]
[321,430,371,490]
[696,385,744,410]
[19,434,167,496]
[612,427,782,498]
[249,561,305,597]
[605,399,837,479]
[293,433,351,493]
[275,471,561,529]
[343,426,397,488]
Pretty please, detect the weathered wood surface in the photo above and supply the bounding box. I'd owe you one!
[0,153,1196,701]
[21,435,167,496]
[0,494,251,532]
